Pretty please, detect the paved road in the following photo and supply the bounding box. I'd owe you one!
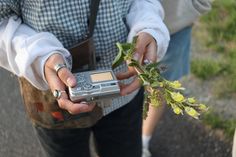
[0,68,44,157]
[0,68,232,157]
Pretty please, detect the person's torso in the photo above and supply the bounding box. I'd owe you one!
[20,0,131,69]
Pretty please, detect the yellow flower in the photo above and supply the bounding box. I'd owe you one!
[173,107,182,115]
[171,92,185,102]
[169,81,182,88]
[171,103,182,115]
[187,97,196,103]
[171,103,183,114]
[184,107,200,119]
[198,104,208,111]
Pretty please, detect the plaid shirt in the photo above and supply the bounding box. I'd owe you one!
[0,0,139,115]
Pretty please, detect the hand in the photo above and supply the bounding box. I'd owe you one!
[44,53,96,114]
[116,32,157,96]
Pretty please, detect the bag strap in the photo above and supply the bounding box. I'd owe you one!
[88,0,101,38]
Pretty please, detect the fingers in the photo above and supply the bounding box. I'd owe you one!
[45,53,76,88]
[58,98,96,115]
[134,33,153,61]
[57,67,77,87]
[52,88,96,114]
[134,32,157,64]
[44,53,95,114]
[116,69,136,80]
[145,40,157,62]
[117,33,157,96]
[119,77,141,96]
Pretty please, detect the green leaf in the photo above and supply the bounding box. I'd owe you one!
[150,82,160,88]
[121,43,133,51]
[145,62,159,70]
[128,60,139,67]
[112,43,125,69]
[138,74,150,86]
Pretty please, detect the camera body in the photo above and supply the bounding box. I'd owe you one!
[68,70,120,107]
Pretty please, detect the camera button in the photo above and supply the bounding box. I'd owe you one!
[76,74,85,82]
[84,83,93,90]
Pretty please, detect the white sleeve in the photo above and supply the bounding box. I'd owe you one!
[0,16,72,90]
[192,0,212,14]
[126,0,170,62]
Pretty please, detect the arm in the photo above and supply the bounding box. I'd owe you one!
[117,0,170,95]
[0,1,96,114]
[126,0,170,62]
[0,5,71,90]
[192,0,212,14]
[162,0,212,34]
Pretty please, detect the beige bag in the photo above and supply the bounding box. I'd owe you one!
[19,77,103,129]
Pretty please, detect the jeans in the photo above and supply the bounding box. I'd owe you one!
[35,88,144,157]
[160,26,192,80]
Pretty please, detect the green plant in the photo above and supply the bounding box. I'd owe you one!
[203,111,236,138]
[112,37,208,119]
[191,58,223,80]
[193,0,236,94]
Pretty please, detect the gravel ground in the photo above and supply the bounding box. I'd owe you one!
[150,108,232,157]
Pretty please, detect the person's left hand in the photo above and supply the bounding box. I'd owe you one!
[116,32,157,96]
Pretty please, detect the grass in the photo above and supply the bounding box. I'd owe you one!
[191,0,236,139]
[191,0,236,94]
[191,58,223,80]
[202,110,236,139]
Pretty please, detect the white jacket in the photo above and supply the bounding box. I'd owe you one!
[162,0,212,34]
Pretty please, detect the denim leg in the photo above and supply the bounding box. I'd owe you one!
[160,26,192,80]
[34,126,91,157]
[92,88,144,157]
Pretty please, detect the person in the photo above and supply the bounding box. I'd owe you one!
[141,0,212,157]
[0,0,169,157]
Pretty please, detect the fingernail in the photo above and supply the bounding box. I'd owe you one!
[133,53,140,61]
[80,101,88,104]
[67,77,76,87]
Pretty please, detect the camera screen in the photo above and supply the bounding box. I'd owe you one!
[90,72,114,82]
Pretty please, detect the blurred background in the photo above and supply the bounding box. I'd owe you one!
[0,0,235,156]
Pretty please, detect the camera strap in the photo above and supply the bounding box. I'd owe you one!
[88,0,101,38]
[69,0,101,72]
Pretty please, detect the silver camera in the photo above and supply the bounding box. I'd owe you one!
[68,70,120,107]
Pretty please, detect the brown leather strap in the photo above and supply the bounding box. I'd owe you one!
[68,0,101,72]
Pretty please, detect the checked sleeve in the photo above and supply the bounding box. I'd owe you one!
[0,0,20,21]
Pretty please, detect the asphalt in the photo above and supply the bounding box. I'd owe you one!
[0,68,232,157]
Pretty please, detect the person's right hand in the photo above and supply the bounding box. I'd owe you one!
[44,53,96,114]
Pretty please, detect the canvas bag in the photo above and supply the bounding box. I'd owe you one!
[18,0,103,129]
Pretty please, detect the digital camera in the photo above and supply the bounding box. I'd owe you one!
[68,70,120,107]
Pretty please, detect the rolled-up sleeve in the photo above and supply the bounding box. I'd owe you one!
[0,1,71,90]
